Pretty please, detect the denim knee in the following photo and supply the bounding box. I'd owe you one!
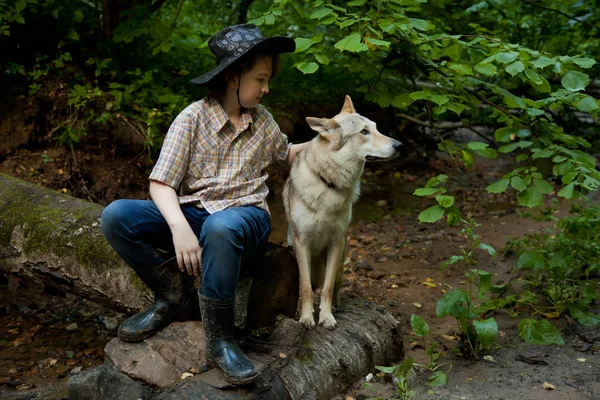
[101,199,129,240]
[200,215,242,245]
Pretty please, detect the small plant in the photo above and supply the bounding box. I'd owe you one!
[375,358,416,400]
[409,314,451,387]
[436,217,503,359]
[506,203,600,333]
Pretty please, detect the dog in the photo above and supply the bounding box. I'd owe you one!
[283,96,402,330]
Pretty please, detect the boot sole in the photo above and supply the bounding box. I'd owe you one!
[118,326,159,343]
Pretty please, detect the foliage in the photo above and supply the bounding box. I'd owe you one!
[252,0,599,222]
[409,314,450,386]
[506,203,600,328]
[436,217,501,359]
[375,359,416,400]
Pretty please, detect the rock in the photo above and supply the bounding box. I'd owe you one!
[366,270,386,280]
[66,323,78,331]
[102,316,119,331]
[104,321,206,388]
[68,365,152,400]
[354,260,373,271]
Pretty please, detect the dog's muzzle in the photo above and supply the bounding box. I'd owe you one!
[366,139,403,162]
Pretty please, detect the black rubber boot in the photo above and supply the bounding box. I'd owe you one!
[199,294,258,385]
[118,257,192,342]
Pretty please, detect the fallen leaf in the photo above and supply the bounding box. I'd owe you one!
[180,372,193,380]
[542,381,556,390]
[412,303,422,309]
[422,282,437,288]
[391,284,399,288]
[483,355,495,363]
[189,368,200,374]
[279,352,287,359]
[577,358,586,362]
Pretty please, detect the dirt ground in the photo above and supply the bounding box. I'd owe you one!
[0,143,599,399]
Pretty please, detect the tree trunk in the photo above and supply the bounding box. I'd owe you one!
[0,174,298,331]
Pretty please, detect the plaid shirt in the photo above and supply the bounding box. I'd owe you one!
[149,96,289,215]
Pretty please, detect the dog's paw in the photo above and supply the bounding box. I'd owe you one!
[299,315,316,329]
[319,313,337,330]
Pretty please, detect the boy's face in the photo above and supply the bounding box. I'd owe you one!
[232,55,273,109]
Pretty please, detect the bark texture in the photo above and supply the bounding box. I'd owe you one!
[0,174,299,331]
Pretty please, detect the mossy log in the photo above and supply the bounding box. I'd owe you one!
[0,174,299,331]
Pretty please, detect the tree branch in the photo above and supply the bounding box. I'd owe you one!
[396,113,464,129]
[518,0,600,31]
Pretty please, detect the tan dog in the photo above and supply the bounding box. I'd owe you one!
[283,96,402,329]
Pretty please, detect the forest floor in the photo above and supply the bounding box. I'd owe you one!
[0,144,598,400]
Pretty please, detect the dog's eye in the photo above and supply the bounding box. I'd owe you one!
[360,129,370,135]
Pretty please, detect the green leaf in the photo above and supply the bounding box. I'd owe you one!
[527,108,545,117]
[414,188,440,196]
[557,182,576,199]
[517,319,565,345]
[347,0,367,6]
[570,57,596,69]
[441,255,464,269]
[505,61,524,76]
[467,142,489,151]
[478,243,497,256]
[486,178,510,193]
[427,371,447,387]
[410,314,430,337]
[68,31,80,41]
[494,127,514,142]
[561,71,590,92]
[296,62,319,74]
[511,176,527,192]
[418,205,446,223]
[408,18,429,31]
[532,149,554,159]
[518,186,543,207]
[310,8,333,19]
[294,38,315,53]
[576,96,599,112]
[473,318,498,348]
[365,37,391,48]
[495,52,518,64]
[375,365,395,374]
[334,33,368,52]
[436,290,467,318]
[15,0,27,12]
[533,178,553,194]
[448,63,473,75]
[531,56,554,69]
[474,62,497,76]
[315,54,330,65]
[435,195,454,208]
[518,250,545,270]
[339,18,357,29]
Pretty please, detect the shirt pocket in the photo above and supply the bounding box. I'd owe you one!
[189,160,216,178]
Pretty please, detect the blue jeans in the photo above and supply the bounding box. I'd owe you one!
[100,200,271,299]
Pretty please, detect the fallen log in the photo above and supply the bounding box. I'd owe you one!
[0,174,299,331]
[70,302,404,400]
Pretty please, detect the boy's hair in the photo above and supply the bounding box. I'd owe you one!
[208,51,281,95]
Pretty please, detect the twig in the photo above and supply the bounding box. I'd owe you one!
[397,113,464,129]
[563,379,592,399]
[518,0,600,31]
[425,103,462,174]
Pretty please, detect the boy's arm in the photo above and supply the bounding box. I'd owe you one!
[149,180,202,277]
[287,142,309,165]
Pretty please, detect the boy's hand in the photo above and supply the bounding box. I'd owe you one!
[172,224,203,277]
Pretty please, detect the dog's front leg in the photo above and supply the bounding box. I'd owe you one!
[319,239,345,330]
[294,237,315,328]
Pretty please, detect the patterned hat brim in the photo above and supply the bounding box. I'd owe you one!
[190,36,296,85]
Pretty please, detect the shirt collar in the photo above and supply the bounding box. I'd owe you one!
[207,96,254,133]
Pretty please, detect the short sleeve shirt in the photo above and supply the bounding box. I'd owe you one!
[149,96,289,215]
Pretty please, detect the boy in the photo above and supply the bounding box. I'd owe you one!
[101,24,306,385]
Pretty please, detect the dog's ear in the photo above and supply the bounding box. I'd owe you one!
[341,95,355,114]
[306,117,341,144]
